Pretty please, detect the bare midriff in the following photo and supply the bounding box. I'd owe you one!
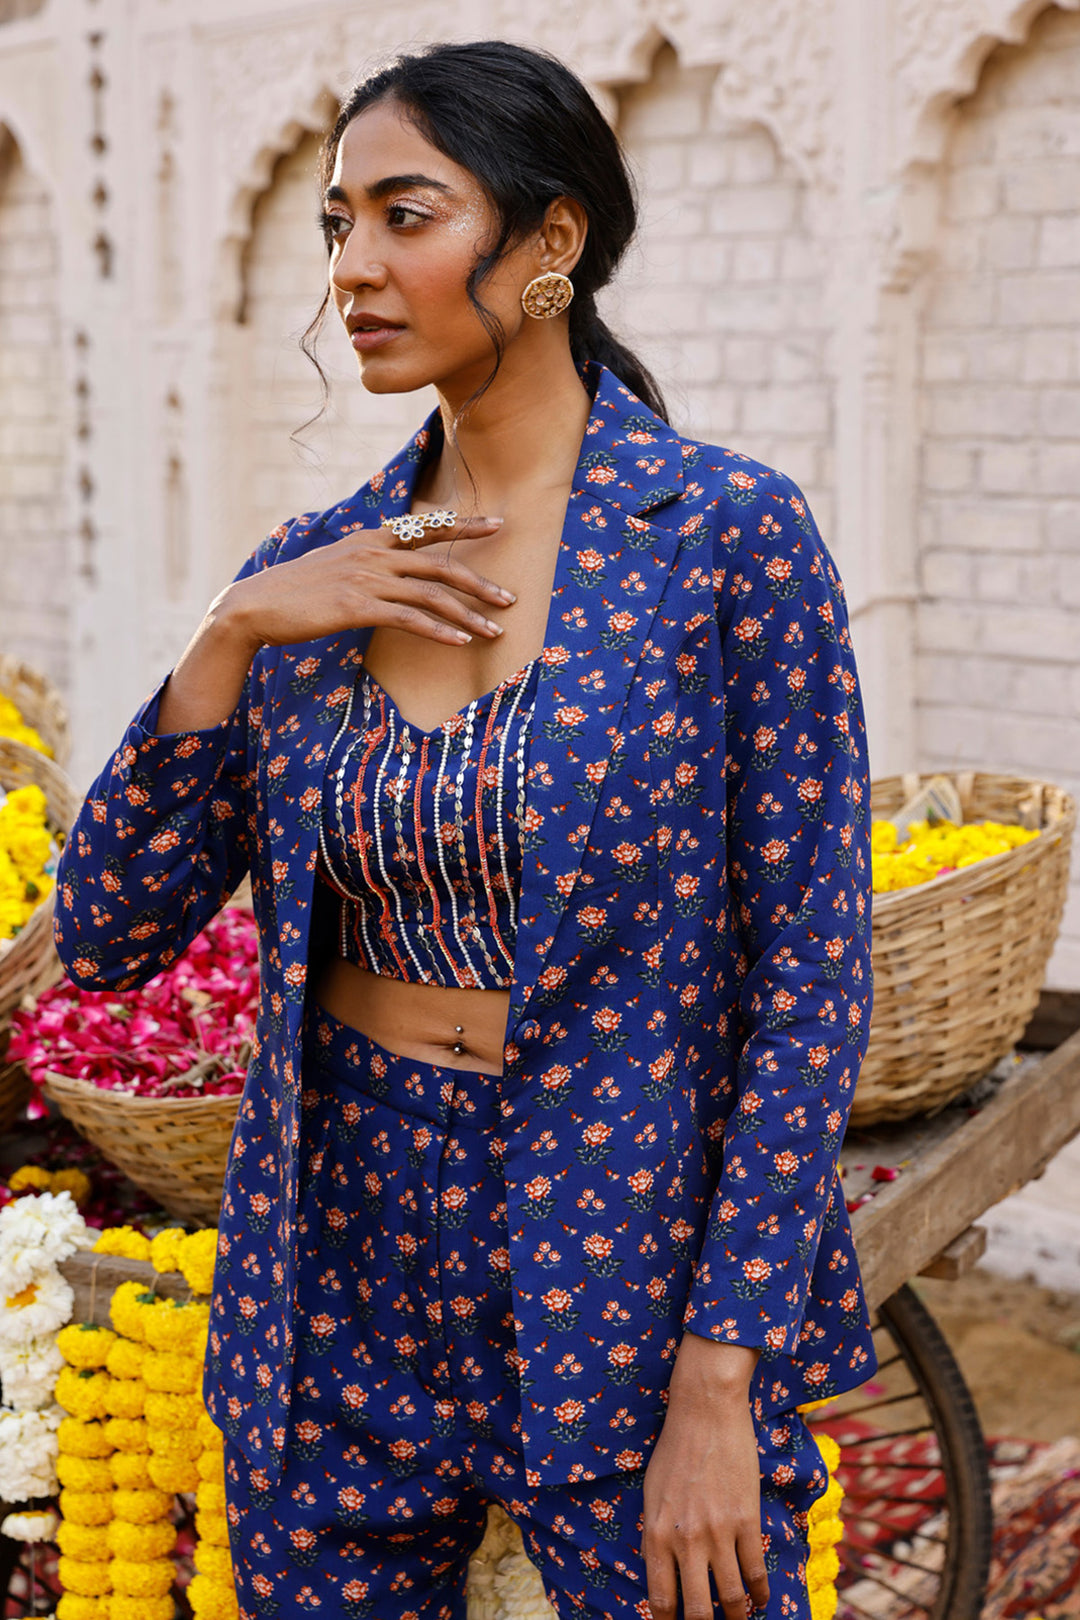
[312,955,510,1075]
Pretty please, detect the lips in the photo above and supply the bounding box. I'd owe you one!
[349,318,405,354]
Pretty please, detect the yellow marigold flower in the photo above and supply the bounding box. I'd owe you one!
[144,1390,203,1429]
[143,1350,200,1394]
[141,1298,203,1351]
[808,1588,838,1620]
[109,1281,155,1343]
[58,1489,114,1527]
[8,1164,53,1193]
[110,1596,174,1620]
[193,1540,233,1583]
[195,1511,231,1548]
[111,1488,173,1525]
[196,1411,224,1451]
[56,1521,112,1560]
[107,1519,177,1560]
[148,1228,187,1274]
[57,1324,118,1369]
[179,1230,218,1296]
[106,1339,147,1380]
[196,1449,225,1484]
[57,1592,111,1620]
[814,1432,840,1474]
[188,1573,239,1620]
[110,1558,175,1598]
[104,1378,146,1420]
[807,1545,841,1589]
[109,1452,154,1490]
[147,1425,202,1462]
[56,1367,111,1423]
[195,1479,226,1516]
[103,1417,150,1453]
[58,1417,112,1459]
[93,1227,152,1263]
[57,1557,113,1597]
[51,1168,93,1206]
[147,1452,200,1493]
[57,1454,114,1492]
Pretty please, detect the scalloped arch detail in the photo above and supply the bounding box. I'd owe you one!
[903,0,1080,166]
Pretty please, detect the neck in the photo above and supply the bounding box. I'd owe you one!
[425,341,593,514]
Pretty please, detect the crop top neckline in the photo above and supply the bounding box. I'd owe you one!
[357,656,540,738]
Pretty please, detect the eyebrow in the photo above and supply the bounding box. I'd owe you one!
[323,174,453,206]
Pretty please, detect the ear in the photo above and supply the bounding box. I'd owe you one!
[538,196,589,277]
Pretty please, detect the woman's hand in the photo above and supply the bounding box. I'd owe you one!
[221,515,515,655]
[642,1335,766,1620]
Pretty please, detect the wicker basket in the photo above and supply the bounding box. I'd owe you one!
[854,770,1075,1127]
[0,736,79,1028]
[0,654,70,767]
[41,1070,240,1225]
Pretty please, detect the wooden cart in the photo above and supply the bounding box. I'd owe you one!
[826,1001,1080,1620]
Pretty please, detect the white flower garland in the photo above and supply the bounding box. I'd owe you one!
[0,1190,93,1514]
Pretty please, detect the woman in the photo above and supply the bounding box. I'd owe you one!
[54,40,877,1620]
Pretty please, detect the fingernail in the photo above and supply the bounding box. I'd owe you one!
[486,622,504,636]
[455,631,472,643]
[500,590,517,603]
[490,516,504,524]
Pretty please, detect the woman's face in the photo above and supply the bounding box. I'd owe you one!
[323,98,542,398]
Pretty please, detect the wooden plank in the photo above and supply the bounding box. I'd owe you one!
[918,1224,987,1280]
[851,1024,1080,1308]
[1020,988,1080,1051]
[58,1251,194,1325]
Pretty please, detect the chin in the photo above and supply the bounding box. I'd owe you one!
[356,359,430,396]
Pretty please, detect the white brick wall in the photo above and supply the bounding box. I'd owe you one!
[0,134,66,695]
[916,5,1080,987]
[225,131,431,575]
[609,46,833,528]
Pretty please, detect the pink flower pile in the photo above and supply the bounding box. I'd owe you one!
[9,906,259,1102]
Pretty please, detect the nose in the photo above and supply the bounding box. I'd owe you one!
[330,224,388,296]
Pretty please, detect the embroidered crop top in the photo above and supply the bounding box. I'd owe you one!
[316,658,540,989]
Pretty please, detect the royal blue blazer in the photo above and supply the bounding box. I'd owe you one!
[55,364,877,1487]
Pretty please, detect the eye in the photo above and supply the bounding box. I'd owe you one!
[318,211,351,242]
[386,203,431,228]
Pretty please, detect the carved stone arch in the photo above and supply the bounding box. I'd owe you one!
[215,84,338,324]
[0,102,58,201]
[888,0,1080,286]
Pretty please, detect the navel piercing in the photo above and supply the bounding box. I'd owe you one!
[452,1024,466,1056]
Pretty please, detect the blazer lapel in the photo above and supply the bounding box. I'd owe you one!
[506,370,688,1039]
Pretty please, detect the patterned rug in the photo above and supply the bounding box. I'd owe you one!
[824,1429,1080,1619]
[984,1437,1080,1618]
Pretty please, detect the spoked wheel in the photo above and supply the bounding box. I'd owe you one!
[809,1283,993,1620]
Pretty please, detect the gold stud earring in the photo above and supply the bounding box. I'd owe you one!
[521,272,575,319]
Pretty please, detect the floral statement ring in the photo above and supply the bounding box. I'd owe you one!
[380,509,458,548]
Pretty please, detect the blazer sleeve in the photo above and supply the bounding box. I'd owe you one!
[683,474,874,1357]
[52,524,287,991]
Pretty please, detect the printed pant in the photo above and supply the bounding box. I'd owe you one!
[223,1001,828,1619]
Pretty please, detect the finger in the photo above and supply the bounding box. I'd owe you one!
[384,514,503,551]
[641,1529,678,1620]
[712,1545,752,1620]
[394,548,516,608]
[673,1528,715,1620]
[383,576,507,639]
[367,601,476,646]
[735,1524,770,1614]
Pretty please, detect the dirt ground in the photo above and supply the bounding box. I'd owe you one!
[913,1267,1080,1442]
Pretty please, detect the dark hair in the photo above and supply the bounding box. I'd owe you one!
[301,39,669,422]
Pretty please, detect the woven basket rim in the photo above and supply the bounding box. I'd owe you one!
[42,1068,243,1111]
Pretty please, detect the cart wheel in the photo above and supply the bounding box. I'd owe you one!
[808,1282,993,1620]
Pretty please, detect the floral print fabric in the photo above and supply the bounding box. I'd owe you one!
[53,363,877,1487]
[222,999,830,1620]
